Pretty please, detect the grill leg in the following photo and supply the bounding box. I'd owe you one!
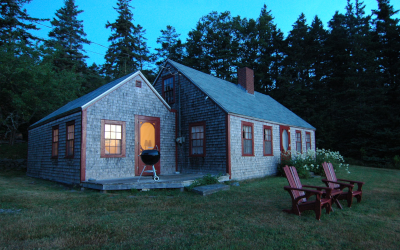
[137,165,147,183]
[152,165,159,181]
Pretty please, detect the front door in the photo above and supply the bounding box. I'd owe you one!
[135,115,160,176]
[280,125,291,161]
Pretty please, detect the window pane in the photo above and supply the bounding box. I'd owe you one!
[244,139,252,154]
[68,125,74,140]
[297,142,302,153]
[105,131,111,139]
[264,141,272,155]
[105,124,110,132]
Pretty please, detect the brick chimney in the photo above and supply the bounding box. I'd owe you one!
[238,67,254,94]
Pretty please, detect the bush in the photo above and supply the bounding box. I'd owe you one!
[186,174,222,191]
[277,149,350,178]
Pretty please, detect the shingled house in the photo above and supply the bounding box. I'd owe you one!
[153,60,315,180]
[27,71,176,184]
[27,60,315,185]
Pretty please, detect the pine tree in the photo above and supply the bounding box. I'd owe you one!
[154,25,184,66]
[0,0,47,46]
[185,11,239,81]
[103,0,150,79]
[46,0,90,72]
[370,0,400,165]
[0,0,48,144]
[255,5,284,94]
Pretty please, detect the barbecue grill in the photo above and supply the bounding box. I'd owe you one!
[138,149,160,182]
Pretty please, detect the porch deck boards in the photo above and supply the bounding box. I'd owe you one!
[81,174,230,191]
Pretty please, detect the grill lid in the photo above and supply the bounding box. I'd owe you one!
[140,150,160,165]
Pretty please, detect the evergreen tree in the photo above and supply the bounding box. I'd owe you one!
[279,13,310,112]
[154,25,184,66]
[0,0,46,46]
[185,11,239,81]
[103,0,150,79]
[370,0,400,165]
[255,5,284,94]
[46,0,90,72]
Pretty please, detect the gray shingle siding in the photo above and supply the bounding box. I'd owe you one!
[154,63,227,175]
[84,74,176,180]
[27,112,82,184]
[154,60,317,180]
[28,72,176,184]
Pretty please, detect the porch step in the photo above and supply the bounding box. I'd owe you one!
[192,184,230,196]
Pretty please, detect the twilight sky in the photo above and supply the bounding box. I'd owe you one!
[23,0,400,66]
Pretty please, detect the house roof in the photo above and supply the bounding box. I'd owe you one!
[166,59,315,130]
[30,71,170,129]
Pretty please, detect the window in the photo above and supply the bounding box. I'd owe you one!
[52,126,59,158]
[66,121,75,158]
[263,125,273,156]
[101,120,126,158]
[189,121,206,157]
[162,76,175,104]
[296,131,302,154]
[135,80,142,88]
[306,132,311,151]
[242,121,254,156]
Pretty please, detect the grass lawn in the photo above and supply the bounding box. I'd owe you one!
[1,166,399,249]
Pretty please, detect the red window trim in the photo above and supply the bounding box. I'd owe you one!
[135,80,142,88]
[101,119,126,158]
[162,75,175,104]
[189,121,206,157]
[306,131,311,151]
[296,130,302,154]
[65,121,75,158]
[263,125,273,156]
[241,121,254,156]
[51,125,59,159]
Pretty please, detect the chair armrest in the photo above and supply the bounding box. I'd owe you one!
[284,186,324,203]
[337,179,364,191]
[337,179,364,184]
[321,179,354,188]
[284,186,324,195]
[303,185,333,197]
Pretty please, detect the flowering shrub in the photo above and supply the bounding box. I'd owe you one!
[278,148,349,178]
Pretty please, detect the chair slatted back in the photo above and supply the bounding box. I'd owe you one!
[323,162,339,188]
[283,166,306,202]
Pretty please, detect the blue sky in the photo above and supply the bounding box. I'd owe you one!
[24,0,400,66]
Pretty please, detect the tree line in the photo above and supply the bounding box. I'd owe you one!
[1,0,399,167]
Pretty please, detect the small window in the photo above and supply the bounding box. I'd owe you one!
[263,125,273,156]
[101,120,126,158]
[242,121,254,156]
[162,76,175,104]
[296,131,302,154]
[52,126,59,158]
[66,121,75,158]
[135,80,142,88]
[189,121,206,157]
[306,132,311,151]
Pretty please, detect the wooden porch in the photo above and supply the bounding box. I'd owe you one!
[81,174,230,191]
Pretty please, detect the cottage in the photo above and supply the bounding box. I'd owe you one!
[27,60,315,186]
[27,71,176,184]
[153,60,315,180]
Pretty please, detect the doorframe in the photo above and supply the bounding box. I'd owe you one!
[135,115,161,176]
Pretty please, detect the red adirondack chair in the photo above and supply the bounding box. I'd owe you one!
[283,165,333,220]
[322,162,364,208]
